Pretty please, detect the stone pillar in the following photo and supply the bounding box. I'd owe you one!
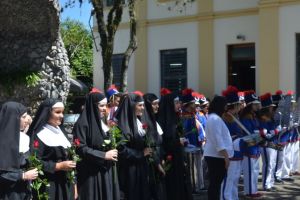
[0,0,70,110]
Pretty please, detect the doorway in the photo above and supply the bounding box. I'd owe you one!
[227,43,256,91]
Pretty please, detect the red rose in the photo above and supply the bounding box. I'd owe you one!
[109,120,117,127]
[142,123,148,130]
[33,140,39,149]
[166,155,173,161]
[74,138,80,147]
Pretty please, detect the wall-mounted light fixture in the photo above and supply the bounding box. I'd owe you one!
[236,34,246,41]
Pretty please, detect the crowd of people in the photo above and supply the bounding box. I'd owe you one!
[0,84,299,200]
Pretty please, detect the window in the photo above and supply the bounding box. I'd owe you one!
[227,43,256,91]
[112,54,123,87]
[296,34,300,97]
[160,48,187,92]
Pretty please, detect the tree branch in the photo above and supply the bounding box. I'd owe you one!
[107,0,123,42]
[91,0,108,48]
[120,0,137,92]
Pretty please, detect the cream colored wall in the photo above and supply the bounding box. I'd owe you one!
[147,22,199,95]
[279,4,300,93]
[147,0,198,20]
[92,28,135,90]
[92,0,300,95]
[214,15,259,95]
[213,0,259,12]
[258,2,279,94]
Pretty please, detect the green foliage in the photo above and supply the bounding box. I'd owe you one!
[102,125,128,150]
[0,70,41,95]
[66,141,81,184]
[60,18,93,84]
[28,152,49,200]
[25,72,41,87]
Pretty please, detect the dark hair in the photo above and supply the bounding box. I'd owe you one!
[239,104,253,119]
[226,103,239,111]
[208,96,227,117]
[258,107,272,119]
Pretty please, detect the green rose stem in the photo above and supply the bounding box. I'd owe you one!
[28,140,49,200]
[143,124,157,185]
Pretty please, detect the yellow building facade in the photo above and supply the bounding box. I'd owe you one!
[93,0,300,98]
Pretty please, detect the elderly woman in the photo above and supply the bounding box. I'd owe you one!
[0,102,38,200]
[27,99,76,200]
[203,96,233,200]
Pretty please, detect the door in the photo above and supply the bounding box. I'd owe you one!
[228,43,256,91]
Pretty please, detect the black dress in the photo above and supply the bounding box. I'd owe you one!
[157,93,193,200]
[26,99,75,200]
[0,151,31,200]
[0,102,30,200]
[143,93,167,200]
[32,134,74,200]
[74,122,120,200]
[115,93,151,200]
[118,131,150,200]
[73,91,120,200]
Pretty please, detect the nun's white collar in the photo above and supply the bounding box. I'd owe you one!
[37,124,71,148]
[19,131,30,153]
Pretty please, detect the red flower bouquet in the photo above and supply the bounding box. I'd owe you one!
[66,138,81,184]
[28,140,49,200]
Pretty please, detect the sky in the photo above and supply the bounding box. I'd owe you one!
[59,0,92,27]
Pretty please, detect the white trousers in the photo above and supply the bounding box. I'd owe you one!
[261,147,277,189]
[291,141,300,173]
[275,149,284,178]
[220,160,242,200]
[281,143,292,178]
[188,150,205,191]
[243,156,260,195]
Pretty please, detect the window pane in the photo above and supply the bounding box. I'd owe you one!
[160,48,187,92]
[228,44,255,91]
[112,54,123,87]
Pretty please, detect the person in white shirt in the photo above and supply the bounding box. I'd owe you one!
[204,96,234,200]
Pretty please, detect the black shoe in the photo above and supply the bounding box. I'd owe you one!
[281,177,294,182]
[275,178,283,183]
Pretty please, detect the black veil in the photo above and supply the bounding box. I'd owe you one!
[157,93,178,141]
[72,92,106,147]
[115,93,143,138]
[142,93,159,142]
[27,98,62,139]
[0,102,27,170]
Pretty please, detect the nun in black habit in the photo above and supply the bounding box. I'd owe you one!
[143,93,167,200]
[72,90,120,200]
[27,99,76,200]
[115,93,152,200]
[157,92,193,200]
[0,101,38,200]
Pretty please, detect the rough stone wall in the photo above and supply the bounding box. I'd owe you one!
[0,0,70,110]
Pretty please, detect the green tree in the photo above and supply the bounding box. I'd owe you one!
[62,0,195,91]
[60,18,93,86]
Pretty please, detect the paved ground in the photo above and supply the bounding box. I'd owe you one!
[193,174,300,200]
